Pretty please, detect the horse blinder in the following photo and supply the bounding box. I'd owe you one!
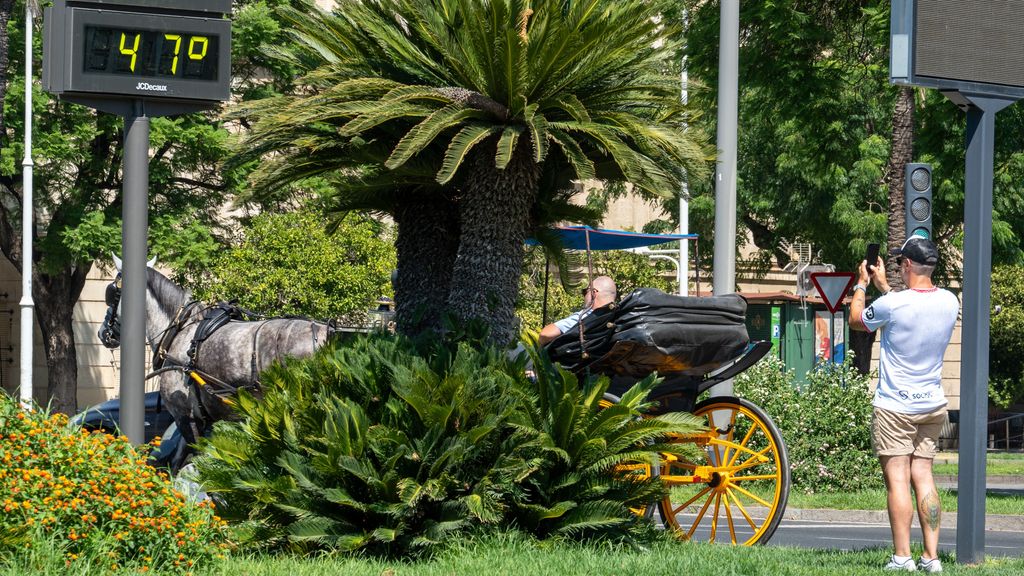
[105,281,121,307]
[99,276,122,348]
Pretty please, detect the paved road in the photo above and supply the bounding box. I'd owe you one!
[662,509,1024,558]
[767,517,1024,558]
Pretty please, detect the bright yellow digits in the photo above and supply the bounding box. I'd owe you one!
[188,36,209,60]
[165,34,182,74]
[119,32,141,72]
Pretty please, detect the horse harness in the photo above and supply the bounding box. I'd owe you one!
[100,274,336,422]
[154,302,335,419]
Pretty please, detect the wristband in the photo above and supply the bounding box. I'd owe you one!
[853,284,867,293]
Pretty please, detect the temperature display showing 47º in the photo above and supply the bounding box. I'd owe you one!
[83,26,219,81]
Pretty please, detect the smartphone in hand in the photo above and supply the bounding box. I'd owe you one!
[865,243,880,273]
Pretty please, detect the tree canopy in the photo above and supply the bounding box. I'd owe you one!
[193,209,396,320]
[0,0,306,411]
[680,0,1024,278]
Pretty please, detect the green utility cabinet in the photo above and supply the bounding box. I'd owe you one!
[746,302,847,385]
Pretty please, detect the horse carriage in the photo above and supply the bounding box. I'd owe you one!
[92,232,790,545]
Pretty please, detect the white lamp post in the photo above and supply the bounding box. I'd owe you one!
[20,2,37,408]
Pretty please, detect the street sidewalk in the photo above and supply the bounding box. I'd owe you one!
[781,505,1024,532]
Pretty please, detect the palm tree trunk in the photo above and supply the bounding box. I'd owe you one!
[883,86,915,288]
[393,194,460,336]
[33,262,91,414]
[850,86,915,374]
[447,138,540,346]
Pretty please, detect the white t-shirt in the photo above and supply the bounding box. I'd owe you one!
[861,287,959,414]
[554,309,589,334]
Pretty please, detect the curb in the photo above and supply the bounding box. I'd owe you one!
[781,507,1024,532]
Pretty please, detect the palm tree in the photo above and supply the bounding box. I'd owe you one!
[236,0,709,344]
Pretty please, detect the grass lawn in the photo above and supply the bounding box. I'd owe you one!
[5,532,1023,576]
[933,452,1024,477]
[784,489,1024,516]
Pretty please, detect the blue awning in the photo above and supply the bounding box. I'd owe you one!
[527,226,697,251]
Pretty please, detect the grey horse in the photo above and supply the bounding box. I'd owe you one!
[99,257,334,447]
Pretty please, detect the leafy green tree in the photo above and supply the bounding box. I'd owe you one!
[682,1,1024,276]
[193,210,396,319]
[989,265,1024,408]
[0,4,237,412]
[684,1,892,277]
[681,1,1024,369]
[234,0,710,345]
[0,1,310,412]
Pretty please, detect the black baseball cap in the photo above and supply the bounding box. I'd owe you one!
[890,236,939,266]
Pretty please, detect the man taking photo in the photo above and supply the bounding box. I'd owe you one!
[850,237,960,572]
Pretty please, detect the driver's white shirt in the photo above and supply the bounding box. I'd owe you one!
[554,309,590,334]
[861,287,959,414]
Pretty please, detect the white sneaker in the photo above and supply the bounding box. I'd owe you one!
[884,555,917,571]
[917,558,942,573]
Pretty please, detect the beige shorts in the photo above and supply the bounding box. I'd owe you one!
[872,406,948,459]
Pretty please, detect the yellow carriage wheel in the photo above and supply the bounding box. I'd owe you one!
[657,396,789,545]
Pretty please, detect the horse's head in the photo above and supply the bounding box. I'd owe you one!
[98,254,158,349]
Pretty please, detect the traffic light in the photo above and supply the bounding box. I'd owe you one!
[904,163,932,240]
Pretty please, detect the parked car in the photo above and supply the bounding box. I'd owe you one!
[69,391,175,445]
[70,392,191,472]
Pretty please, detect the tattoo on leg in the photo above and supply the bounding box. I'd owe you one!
[922,490,941,530]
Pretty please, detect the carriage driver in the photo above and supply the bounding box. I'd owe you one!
[538,276,617,346]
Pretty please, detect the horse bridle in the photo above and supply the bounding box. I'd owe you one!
[98,273,198,361]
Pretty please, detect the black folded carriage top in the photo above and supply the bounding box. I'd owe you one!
[545,288,750,378]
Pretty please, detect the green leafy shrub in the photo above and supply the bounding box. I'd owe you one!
[733,356,882,493]
[0,395,228,573]
[194,334,701,556]
[990,264,1024,408]
[508,346,701,538]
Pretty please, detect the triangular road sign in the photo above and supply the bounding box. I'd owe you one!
[810,272,857,314]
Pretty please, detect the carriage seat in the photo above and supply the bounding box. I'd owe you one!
[545,288,750,378]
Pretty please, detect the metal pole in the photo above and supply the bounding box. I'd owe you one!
[694,238,700,296]
[710,0,739,397]
[19,3,35,408]
[680,10,690,297]
[541,253,550,326]
[956,96,1013,564]
[679,194,688,296]
[829,313,836,367]
[120,101,149,445]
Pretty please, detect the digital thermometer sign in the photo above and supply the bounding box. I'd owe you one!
[45,0,231,106]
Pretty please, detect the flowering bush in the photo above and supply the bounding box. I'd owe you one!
[734,356,883,493]
[0,394,229,573]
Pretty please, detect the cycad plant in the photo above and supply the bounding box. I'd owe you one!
[507,340,701,538]
[194,333,703,556]
[234,0,709,344]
